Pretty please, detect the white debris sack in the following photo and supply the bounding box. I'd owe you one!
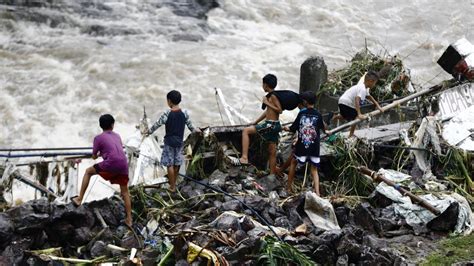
[304,191,341,231]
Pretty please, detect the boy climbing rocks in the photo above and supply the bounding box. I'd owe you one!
[72,114,132,227]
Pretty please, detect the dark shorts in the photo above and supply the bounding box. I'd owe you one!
[338,104,357,121]
[255,120,282,143]
[93,164,129,186]
[161,144,183,167]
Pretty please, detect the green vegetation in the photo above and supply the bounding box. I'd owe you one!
[422,233,474,265]
[318,50,410,102]
[258,236,315,266]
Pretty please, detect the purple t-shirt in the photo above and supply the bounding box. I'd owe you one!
[92,131,128,175]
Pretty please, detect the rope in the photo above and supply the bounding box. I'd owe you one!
[215,89,226,126]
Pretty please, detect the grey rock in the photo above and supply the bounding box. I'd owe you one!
[336,235,362,261]
[121,234,140,249]
[239,216,255,232]
[73,227,94,246]
[7,203,50,233]
[312,244,336,265]
[352,203,380,234]
[368,191,393,208]
[336,254,349,266]
[335,206,350,228]
[234,229,247,243]
[274,216,292,230]
[0,213,14,249]
[213,213,240,231]
[90,240,109,257]
[220,200,242,212]
[427,202,459,232]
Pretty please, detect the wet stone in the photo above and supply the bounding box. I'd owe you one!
[45,220,75,244]
[121,234,140,249]
[213,213,240,231]
[7,204,50,233]
[427,202,459,232]
[73,227,94,246]
[368,191,393,208]
[336,234,363,262]
[90,240,109,258]
[336,254,349,266]
[312,244,336,265]
[239,216,255,232]
[335,206,350,228]
[0,213,14,249]
[352,203,380,234]
[274,216,292,230]
[220,200,242,212]
[234,229,247,243]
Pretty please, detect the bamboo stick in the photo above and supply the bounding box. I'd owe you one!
[11,172,58,198]
[358,166,441,215]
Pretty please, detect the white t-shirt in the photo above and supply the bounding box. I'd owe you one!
[338,83,370,108]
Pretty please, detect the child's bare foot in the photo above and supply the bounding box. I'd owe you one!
[125,218,132,228]
[71,196,81,207]
[239,158,249,165]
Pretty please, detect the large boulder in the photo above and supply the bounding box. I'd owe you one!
[6,202,50,234]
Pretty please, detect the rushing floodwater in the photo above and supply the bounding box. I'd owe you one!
[0,0,473,202]
[1,0,473,148]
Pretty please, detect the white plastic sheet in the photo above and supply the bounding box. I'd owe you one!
[304,191,341,231]
[375,169,473,235]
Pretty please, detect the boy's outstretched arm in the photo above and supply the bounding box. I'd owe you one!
[184,110,200,133]
[367,95,383,112]
[354,96,365,120]
[148,111,169,135]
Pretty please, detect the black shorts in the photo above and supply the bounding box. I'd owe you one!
[338,104,357,121]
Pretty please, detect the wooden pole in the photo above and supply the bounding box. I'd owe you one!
[326,84,445,136]
[12,171,58,199]
[358,166,441,215]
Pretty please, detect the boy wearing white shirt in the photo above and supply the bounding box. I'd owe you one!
[333,71,383,137]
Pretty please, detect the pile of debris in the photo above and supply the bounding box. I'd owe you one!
[1,157,472,264]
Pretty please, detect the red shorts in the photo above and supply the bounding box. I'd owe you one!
[94,164,129,186]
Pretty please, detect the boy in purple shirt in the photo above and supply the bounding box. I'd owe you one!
[72,114,132,227]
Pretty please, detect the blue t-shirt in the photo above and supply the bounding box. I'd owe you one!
[149,109,195,147]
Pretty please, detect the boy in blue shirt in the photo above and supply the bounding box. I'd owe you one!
[148,90,200,192]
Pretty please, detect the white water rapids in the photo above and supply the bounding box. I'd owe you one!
[1,0,473,202]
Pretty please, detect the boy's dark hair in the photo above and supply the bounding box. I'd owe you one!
[301,91,316,105]
[167,90,182,105]
[99,114,115,130]
[365,70,379,81]
[263,74,277,89]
